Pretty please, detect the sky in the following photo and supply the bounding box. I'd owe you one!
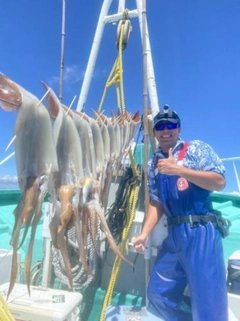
[0,0,240,193]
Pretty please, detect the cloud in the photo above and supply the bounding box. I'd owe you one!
[0,175,18,183]
[0,175,18,188]
[48,64,108,89]
[48,65,84,87]
[230,191,240,196]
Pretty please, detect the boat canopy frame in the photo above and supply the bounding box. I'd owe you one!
[76,0,160,116]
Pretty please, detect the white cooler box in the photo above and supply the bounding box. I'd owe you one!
[0,249,21,285]
[0,283,82,321]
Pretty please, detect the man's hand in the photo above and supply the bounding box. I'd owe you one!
[133,234,148,253]
[157,148,226,191]
[157,148,179,175]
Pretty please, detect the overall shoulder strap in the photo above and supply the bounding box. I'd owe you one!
[178,142,189,161]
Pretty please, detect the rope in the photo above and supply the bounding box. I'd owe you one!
[107,167,135,243]
[0,296,15,321]
[98,22,126,115]
[99,150,139,321]
[52,222,100,291]
[98,60,117,113]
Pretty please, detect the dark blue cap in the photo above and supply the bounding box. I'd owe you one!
[153,105,181,128]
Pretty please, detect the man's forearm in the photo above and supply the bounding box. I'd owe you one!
[141,202,162,237]
[178,167,226,191]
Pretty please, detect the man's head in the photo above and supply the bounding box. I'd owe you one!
[153,105,181,152]
[153,104,181,129]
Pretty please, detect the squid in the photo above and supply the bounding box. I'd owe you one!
[46,87,135,282]
[1,73,138,293]
[89,117,105,180]
[43,82,85,287]
[80,176,133,268]
[71,111,96,178]
[0,73,58,297]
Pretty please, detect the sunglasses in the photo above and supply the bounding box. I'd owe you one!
[154,122,178,131]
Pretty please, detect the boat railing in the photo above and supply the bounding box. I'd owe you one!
[221,157,240,195]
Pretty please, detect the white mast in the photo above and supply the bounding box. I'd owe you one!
[76,0,160,305]
[135,0,159,116]
[76,0,159,115]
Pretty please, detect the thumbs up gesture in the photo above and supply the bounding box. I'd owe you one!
[157,148,179,175]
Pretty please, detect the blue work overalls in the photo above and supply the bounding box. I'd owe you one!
[147,171,228,321]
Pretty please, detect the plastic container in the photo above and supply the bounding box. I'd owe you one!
[228,292,240,320]
[0,283,82,321]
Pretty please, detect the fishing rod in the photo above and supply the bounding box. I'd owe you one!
[59,0,66,103]
[141,0,151,307]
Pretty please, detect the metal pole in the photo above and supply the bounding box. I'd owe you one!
[221,157,240,193]
[136,0,159,116]
[141,0,151,307]
[59,0,66,103]
[76,0,113,111]
[103,9,138,24]
[233,162,240,194]
[221,157,240,162]
[118,0,126,12]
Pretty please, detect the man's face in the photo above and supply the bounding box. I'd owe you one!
[153,122,181,152]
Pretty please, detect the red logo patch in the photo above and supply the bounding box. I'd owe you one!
[177,178,189,191]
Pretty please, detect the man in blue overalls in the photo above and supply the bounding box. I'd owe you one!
[133,105,228,321]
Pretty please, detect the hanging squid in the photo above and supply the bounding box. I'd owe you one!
[0,72,138,294]
[43,85,134,285]
[42,82,84,288]
[0,73,58,297]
